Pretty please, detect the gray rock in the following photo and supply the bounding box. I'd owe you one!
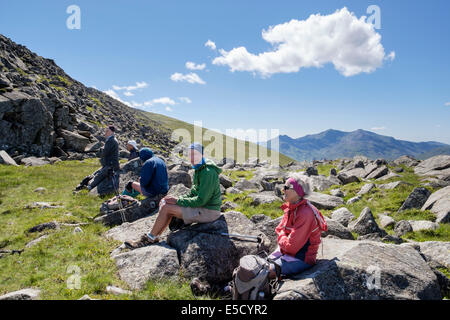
[337,173,360,185]
[398,187,431,212]
[59,129,90,153]
[378,181,410,190]
[250,214,272,225]
[255,216,283,253]
[414,155,450,181]
[378,214,395,229]
[225,187,242,194]
[84,141,103,153]
[167,211,271,284]
[393,155,420,167]
[308,175,339,191]
[20,156,50,166]
[330,168,337,176]
[33,187,47,194]
[330,188,344,198]
[25,235,49,248]
[168,170,192,188]
[357,233,382,242]
[113,243,179,290]
[376,172,401,181]
[0,150,17,166]
[305,192,345,210]
[221,201,238,212]
[27,221,58,233]
[106,285,132,296]
[407,220,439,232]
[273,237,441,300]
[0,288,41,300]
[394,220,413,237]
[305,166,318,176]
[331,207,355,227]
[219,174,233,188]
[417,241,450,269]
[421,186,450,223]
[234,178,260,191]
[366,166,389,180]
[348,207,383,236]
[167,183,191,198]
[322,218,354,240]
[357,183,375,196]
[247,191,281,205]
[347,195,362,205]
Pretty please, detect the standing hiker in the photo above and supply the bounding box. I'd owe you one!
[124,142,222,249]
[74,125,120,192]
[123,147,169,200]
[268,173,326,278]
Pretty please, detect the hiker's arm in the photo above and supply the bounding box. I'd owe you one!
[177,172,215,208]
[140,161,154,187]
[278,214,314,256]
[275,214,288,239]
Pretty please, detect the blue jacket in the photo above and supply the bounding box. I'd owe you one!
[139,148,169,197]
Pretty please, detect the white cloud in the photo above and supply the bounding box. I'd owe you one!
[124,91,134,97]
[112,81,148,91]
[371,126,386,131]
[103,89,131,107]
[170,72,206,84]
[186,61,206,70]
[205,39,216,50]
[445,102,450,106]
[179,97,192,104]
[165,106,173,112]
[152,97,176,105]
[213,7,395,77]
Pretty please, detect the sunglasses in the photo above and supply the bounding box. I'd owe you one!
[283,185,292,191]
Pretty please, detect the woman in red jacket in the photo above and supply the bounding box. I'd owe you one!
[269,173,322,278]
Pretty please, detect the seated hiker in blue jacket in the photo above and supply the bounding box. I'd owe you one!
[124,147,169,199]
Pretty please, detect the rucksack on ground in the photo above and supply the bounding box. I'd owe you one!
[229,255,280,300]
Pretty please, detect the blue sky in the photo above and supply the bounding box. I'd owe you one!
[1,0,449,144]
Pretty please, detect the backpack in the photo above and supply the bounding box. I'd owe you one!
[229,255,281,300]
[100,194,138,214]
[305,200,328,232]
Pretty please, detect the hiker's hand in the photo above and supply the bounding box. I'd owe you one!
[163,196,178,205]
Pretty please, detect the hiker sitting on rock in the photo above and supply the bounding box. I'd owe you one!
[124,143,222,249]
[123,147,169,199]
[126,140,140,161]
[74,125,119,192]
[268,173,325,278]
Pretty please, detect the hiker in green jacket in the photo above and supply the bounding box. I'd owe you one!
[124,142,222,249]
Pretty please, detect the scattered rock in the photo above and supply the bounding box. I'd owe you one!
[322,218,354,240]
[305,192,345,210]
[25,235,49,248]
[366,166,389,180]
[0,150,18,166]
[20,157,50,166]
[219,174,233,189]
[378,215,395,229]
[73,227,83,234]
[347,195,362,205]
[247,191,281,205]
[414,155,450,181]
[331,207,355,227]
[330,188,344,198]
[407,220,439,232]
[0,288,41,300]
[106,285,132,296]
[357,183,375,196]
[168,170,192,188]
[33,187,47,194]
[234,178,260,191]
[421,186,450,223]
[225,187,242,194]
[348,207,383,236]
[398,187,431,212]
[394,220,413,237]
[417,241,450,269]
[220,201,238,212]
[254,216,283,253]
[393,155,420,167]
[27,221,58,233]
[337,173,360,185]
[378,181,410,190]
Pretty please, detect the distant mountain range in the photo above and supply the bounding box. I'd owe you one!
[262,129,450,162]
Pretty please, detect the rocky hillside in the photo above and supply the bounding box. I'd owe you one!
[0,34,176,162]
[264,129,450,162]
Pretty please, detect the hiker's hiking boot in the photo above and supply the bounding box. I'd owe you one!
[124,233,159,249]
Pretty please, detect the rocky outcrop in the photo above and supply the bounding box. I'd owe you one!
[0,288,41,300]
[414,155,450,181]
[421,186,450,223]
[398,187,431,212]
[305,192,344,210]
[273,238,442,300]
[348,207,384,236]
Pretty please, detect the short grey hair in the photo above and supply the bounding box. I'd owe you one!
[286,172,312,197]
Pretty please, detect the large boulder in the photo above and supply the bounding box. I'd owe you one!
[348,207,383,236]
[414,155,450,181]
[167,211,271,284]
[273,238,441,300]
[308,175,340,191]
[247,191,282,205]
[0,92,53,157]
[398,187,431,212]
[253,216,283,253]
[322,218,354,240]
[0,288,41,300]
[331,207,355,227]
[305,192,345,210]
[393,155,420,167]
[421,186,450,223]
[58,129,90,153]
[20,156,50,166]
[234,178,261,191]
[357,183,375,196]
[219,174,233,189]
[0,150,17,166]
[417,241,450,269]
[168,170,192,188]
[366,166,389,180]
[408,220,439,232]
[112,243,179,290]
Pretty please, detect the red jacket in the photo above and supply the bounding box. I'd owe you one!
[275,199,322,265]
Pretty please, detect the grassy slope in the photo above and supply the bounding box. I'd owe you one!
[136,110,294,166]
[0,160,207,300]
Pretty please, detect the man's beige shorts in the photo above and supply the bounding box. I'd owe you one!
[181,206,222,224]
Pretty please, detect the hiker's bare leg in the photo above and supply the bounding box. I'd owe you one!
[150,204,183,236]
[132,182,142,194]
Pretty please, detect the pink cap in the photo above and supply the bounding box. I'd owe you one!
[286,177,305,198]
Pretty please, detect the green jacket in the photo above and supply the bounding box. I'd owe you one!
[177,159,222,211]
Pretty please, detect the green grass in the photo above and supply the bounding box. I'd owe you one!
[0,160,202,300]
[88,95,104,107]
[316,162,339,177]
[223,169,255,184]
